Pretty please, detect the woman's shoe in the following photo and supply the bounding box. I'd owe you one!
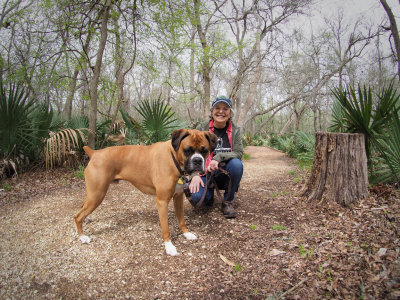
[221,202,237,218]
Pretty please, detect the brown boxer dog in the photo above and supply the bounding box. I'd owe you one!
[74,129,217,256]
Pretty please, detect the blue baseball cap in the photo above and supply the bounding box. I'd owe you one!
[211,96,232,109]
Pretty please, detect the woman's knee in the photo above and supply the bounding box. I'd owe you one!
[226,158,243,176]
[190,191,202,203]
[191,189,213,205]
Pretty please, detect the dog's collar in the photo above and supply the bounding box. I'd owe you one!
[170,150,186,179]
[170,150,192,199]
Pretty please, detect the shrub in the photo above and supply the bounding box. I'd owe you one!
[243,134,266,146]
[120,99,180,145]
[268,132,314,159]
[329,83,400,183]
[0,82,36,161]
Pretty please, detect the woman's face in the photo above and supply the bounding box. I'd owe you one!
[212,103,230,126]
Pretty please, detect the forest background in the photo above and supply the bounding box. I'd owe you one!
[2,2,400,298]
[0,0,399,183]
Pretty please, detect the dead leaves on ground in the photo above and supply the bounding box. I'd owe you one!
[1,166,400,299]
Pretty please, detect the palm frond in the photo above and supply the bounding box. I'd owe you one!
[134,99,179,144]
[329,98,347,132]
[372,82,400,133]
[372,110,400,183]
[66,115,89,130]
[0,82,36,159]
[268,133,287,152]
[295,131,315,153]
[331,85,373,136]
[45,128,88,169]
[120,108,146,144]
[330,84,400,160]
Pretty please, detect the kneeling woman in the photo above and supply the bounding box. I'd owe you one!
[189,96,244,218]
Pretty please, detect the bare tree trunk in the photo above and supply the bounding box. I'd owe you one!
[81,69,89,116]
[63,28,94,120]
[194,0,211,119]
[166,60,172,105]
[380,0,400,81]
[293,101,299,132]
[312,98,318,132]
[376,32,385,87]
[100,6,137,148]
[236,14,263,126]
[279,101,306,135]
[190,25,197,122]
[279,113,294,136]
[318,107,323,131]
[64,69,79,120]
[88,0,111,149]
[301,132,369,206]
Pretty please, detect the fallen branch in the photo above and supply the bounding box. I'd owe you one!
[219,254,236,267]
[278,278,307,299]
[370,206,388,211]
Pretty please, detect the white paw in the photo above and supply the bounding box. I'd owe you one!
[183,232,197,240]
[164,241,178,256]
[79,235,91,244]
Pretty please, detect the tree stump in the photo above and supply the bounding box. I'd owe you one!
[301,132,369,206]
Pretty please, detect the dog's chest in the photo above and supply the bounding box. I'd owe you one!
[174,177,191,197]
[175,182,184,194]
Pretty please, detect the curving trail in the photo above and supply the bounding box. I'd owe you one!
[241,146,294,187]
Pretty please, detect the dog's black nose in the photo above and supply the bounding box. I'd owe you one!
[192,157,203,166]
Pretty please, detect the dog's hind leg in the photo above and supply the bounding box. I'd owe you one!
[74,180,110,243]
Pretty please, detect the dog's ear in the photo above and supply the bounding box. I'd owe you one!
[171,129,190,152]
[204,132,218,153]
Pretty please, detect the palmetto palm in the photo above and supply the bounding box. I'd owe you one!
[373,111,400,183]
[136,99,179,144]
[330,83,400,160]
[0,82,36,159]
[121,99,180,145]
[0,81,91,171]
[330,83,400,183]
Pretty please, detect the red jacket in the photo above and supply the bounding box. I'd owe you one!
[204,120,233,171]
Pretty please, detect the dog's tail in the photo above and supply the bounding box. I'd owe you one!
[83,146,95,158]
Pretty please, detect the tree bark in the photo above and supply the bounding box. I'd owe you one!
[100,6,137,149]
[88,0,111,148]
[301,132,369,207]
[236,14,263,126]
[194,0,211,119]
[380,0,400,81]
[63,69,79,120]
[63,26,94,120]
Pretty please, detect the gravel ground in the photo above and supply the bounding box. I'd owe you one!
[1,146,399,299]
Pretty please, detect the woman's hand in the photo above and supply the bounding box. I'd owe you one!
[207,159,219,172]
[189,175,204,194]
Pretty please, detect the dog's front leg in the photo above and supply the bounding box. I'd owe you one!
[156,198,177,256]
[173,193,197,241]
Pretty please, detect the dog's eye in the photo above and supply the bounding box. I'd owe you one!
[183,147,194,156]
[200,147,208,155]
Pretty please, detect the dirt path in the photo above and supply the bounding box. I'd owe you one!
[0,146,399,299]
[241,145,293,187]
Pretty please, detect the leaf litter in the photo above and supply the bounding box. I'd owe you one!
[0,145,399,299]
